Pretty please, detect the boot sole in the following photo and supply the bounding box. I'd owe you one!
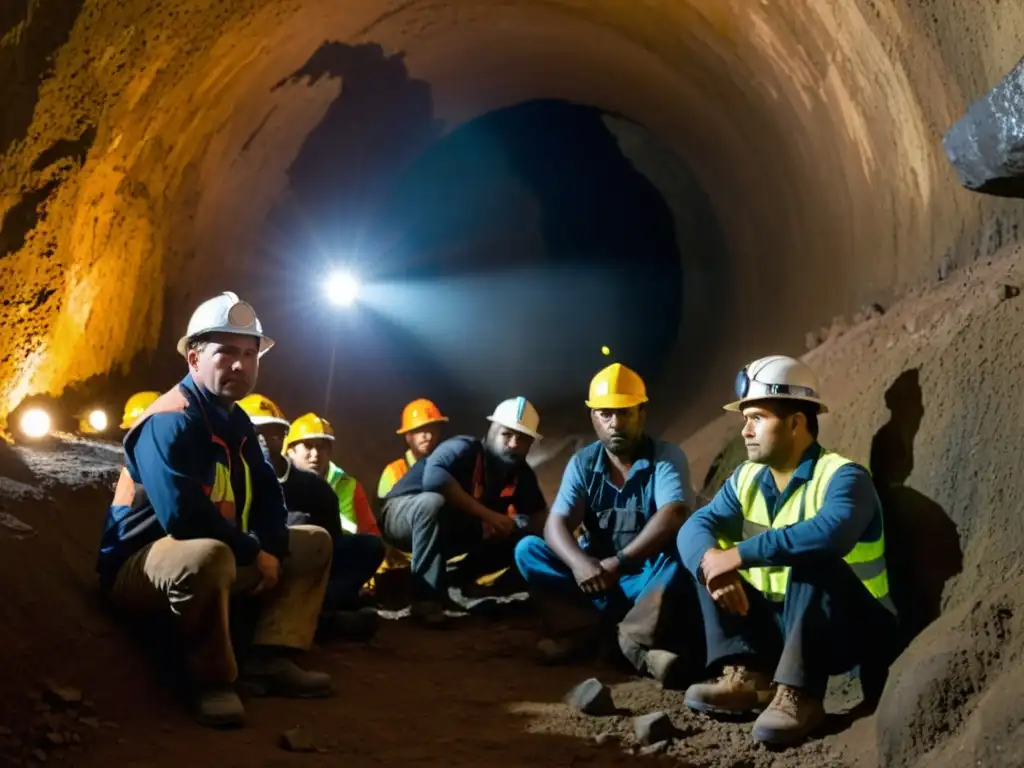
[684,697,766,718]
[751,713,825,746]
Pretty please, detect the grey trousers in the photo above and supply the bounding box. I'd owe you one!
[380,492,522,601]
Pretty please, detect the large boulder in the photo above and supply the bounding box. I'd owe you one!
[876,575,1024,767]
[944,56,1024,197]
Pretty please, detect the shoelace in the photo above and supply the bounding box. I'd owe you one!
[721,665,756,686]
[772,685,801,717]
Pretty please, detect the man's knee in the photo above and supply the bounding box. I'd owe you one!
[514,534,551,576]
[287,525,334,572]
[340,533,386,566]
[413,492,445,523]
[163,538,236,593]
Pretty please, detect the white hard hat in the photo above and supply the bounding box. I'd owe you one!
[724,355,828,414]
[487,397,542,440]
[176,291,274,358]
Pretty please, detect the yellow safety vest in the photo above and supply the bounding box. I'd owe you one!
[720,451,895,613]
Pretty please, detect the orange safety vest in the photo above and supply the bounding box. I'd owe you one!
[377,450,416,500]
[112,384,254,531]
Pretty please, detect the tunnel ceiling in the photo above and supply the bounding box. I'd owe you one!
[3,0,1024,462]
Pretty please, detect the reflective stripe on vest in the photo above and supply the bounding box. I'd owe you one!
[328,464,360,533]
[204,435,254,533]
[720,452,894,613]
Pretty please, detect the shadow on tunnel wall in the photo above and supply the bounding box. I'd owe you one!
[869,369,963,647]
[268,40,446,256]
[0,0,85,158]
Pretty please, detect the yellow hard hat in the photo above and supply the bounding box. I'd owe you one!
[238,394,289,427]
[586,363,648,410]
[397,398,448,434]
[283,413,335,452]
[120,391,160,429]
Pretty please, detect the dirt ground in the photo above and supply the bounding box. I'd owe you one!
[11,244,1024,767]
[0,436,872,768]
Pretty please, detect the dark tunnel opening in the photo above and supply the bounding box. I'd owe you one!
[236,96,712,480]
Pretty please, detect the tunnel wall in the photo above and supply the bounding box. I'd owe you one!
[2,0,1024,432]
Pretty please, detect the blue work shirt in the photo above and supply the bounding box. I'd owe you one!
[552,437,694,559]
[678,442,882,579]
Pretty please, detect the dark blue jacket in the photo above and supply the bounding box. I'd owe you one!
[96,374,290,587]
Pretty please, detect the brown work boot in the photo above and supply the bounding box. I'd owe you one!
[751,684,825,746]
[683,665,774,716]
[239,654,333,698]
[193,685,245,728]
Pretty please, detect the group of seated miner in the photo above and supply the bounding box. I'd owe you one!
[96,290,898,747]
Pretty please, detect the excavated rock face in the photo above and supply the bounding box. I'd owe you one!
[944,55,1024,198]
[4,1,1024,765]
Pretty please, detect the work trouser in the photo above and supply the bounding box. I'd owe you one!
[698,558,897,699]
[325,533,386,610]
[514,536,693,670]
[107,525,332,685]
[379,492,523,601]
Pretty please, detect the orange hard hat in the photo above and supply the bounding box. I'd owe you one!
[397,398,448,434]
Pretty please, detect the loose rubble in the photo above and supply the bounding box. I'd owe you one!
[565,678,616,716]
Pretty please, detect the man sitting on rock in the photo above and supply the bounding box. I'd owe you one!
[96,292,333,728]
[238,394,383,640]
[677,355,897,747]
[514,363,695,683]
[378,398,548,626]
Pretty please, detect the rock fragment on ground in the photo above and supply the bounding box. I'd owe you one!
[280,726,316,752]
[565,678,615,715]
[634,711,674,745]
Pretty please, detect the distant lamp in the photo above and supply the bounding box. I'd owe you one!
[601,345,611,356]
[88,409,109,432]
[325,271,360,307]
[20,408,51,439]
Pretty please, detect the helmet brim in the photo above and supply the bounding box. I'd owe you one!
[396,416,449,435]
[585,393,648,410]
[250,416,290,427]
[283,431,335,450]
[177,331,275,358]
[723,395,829,415]
[486,416,542,440]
